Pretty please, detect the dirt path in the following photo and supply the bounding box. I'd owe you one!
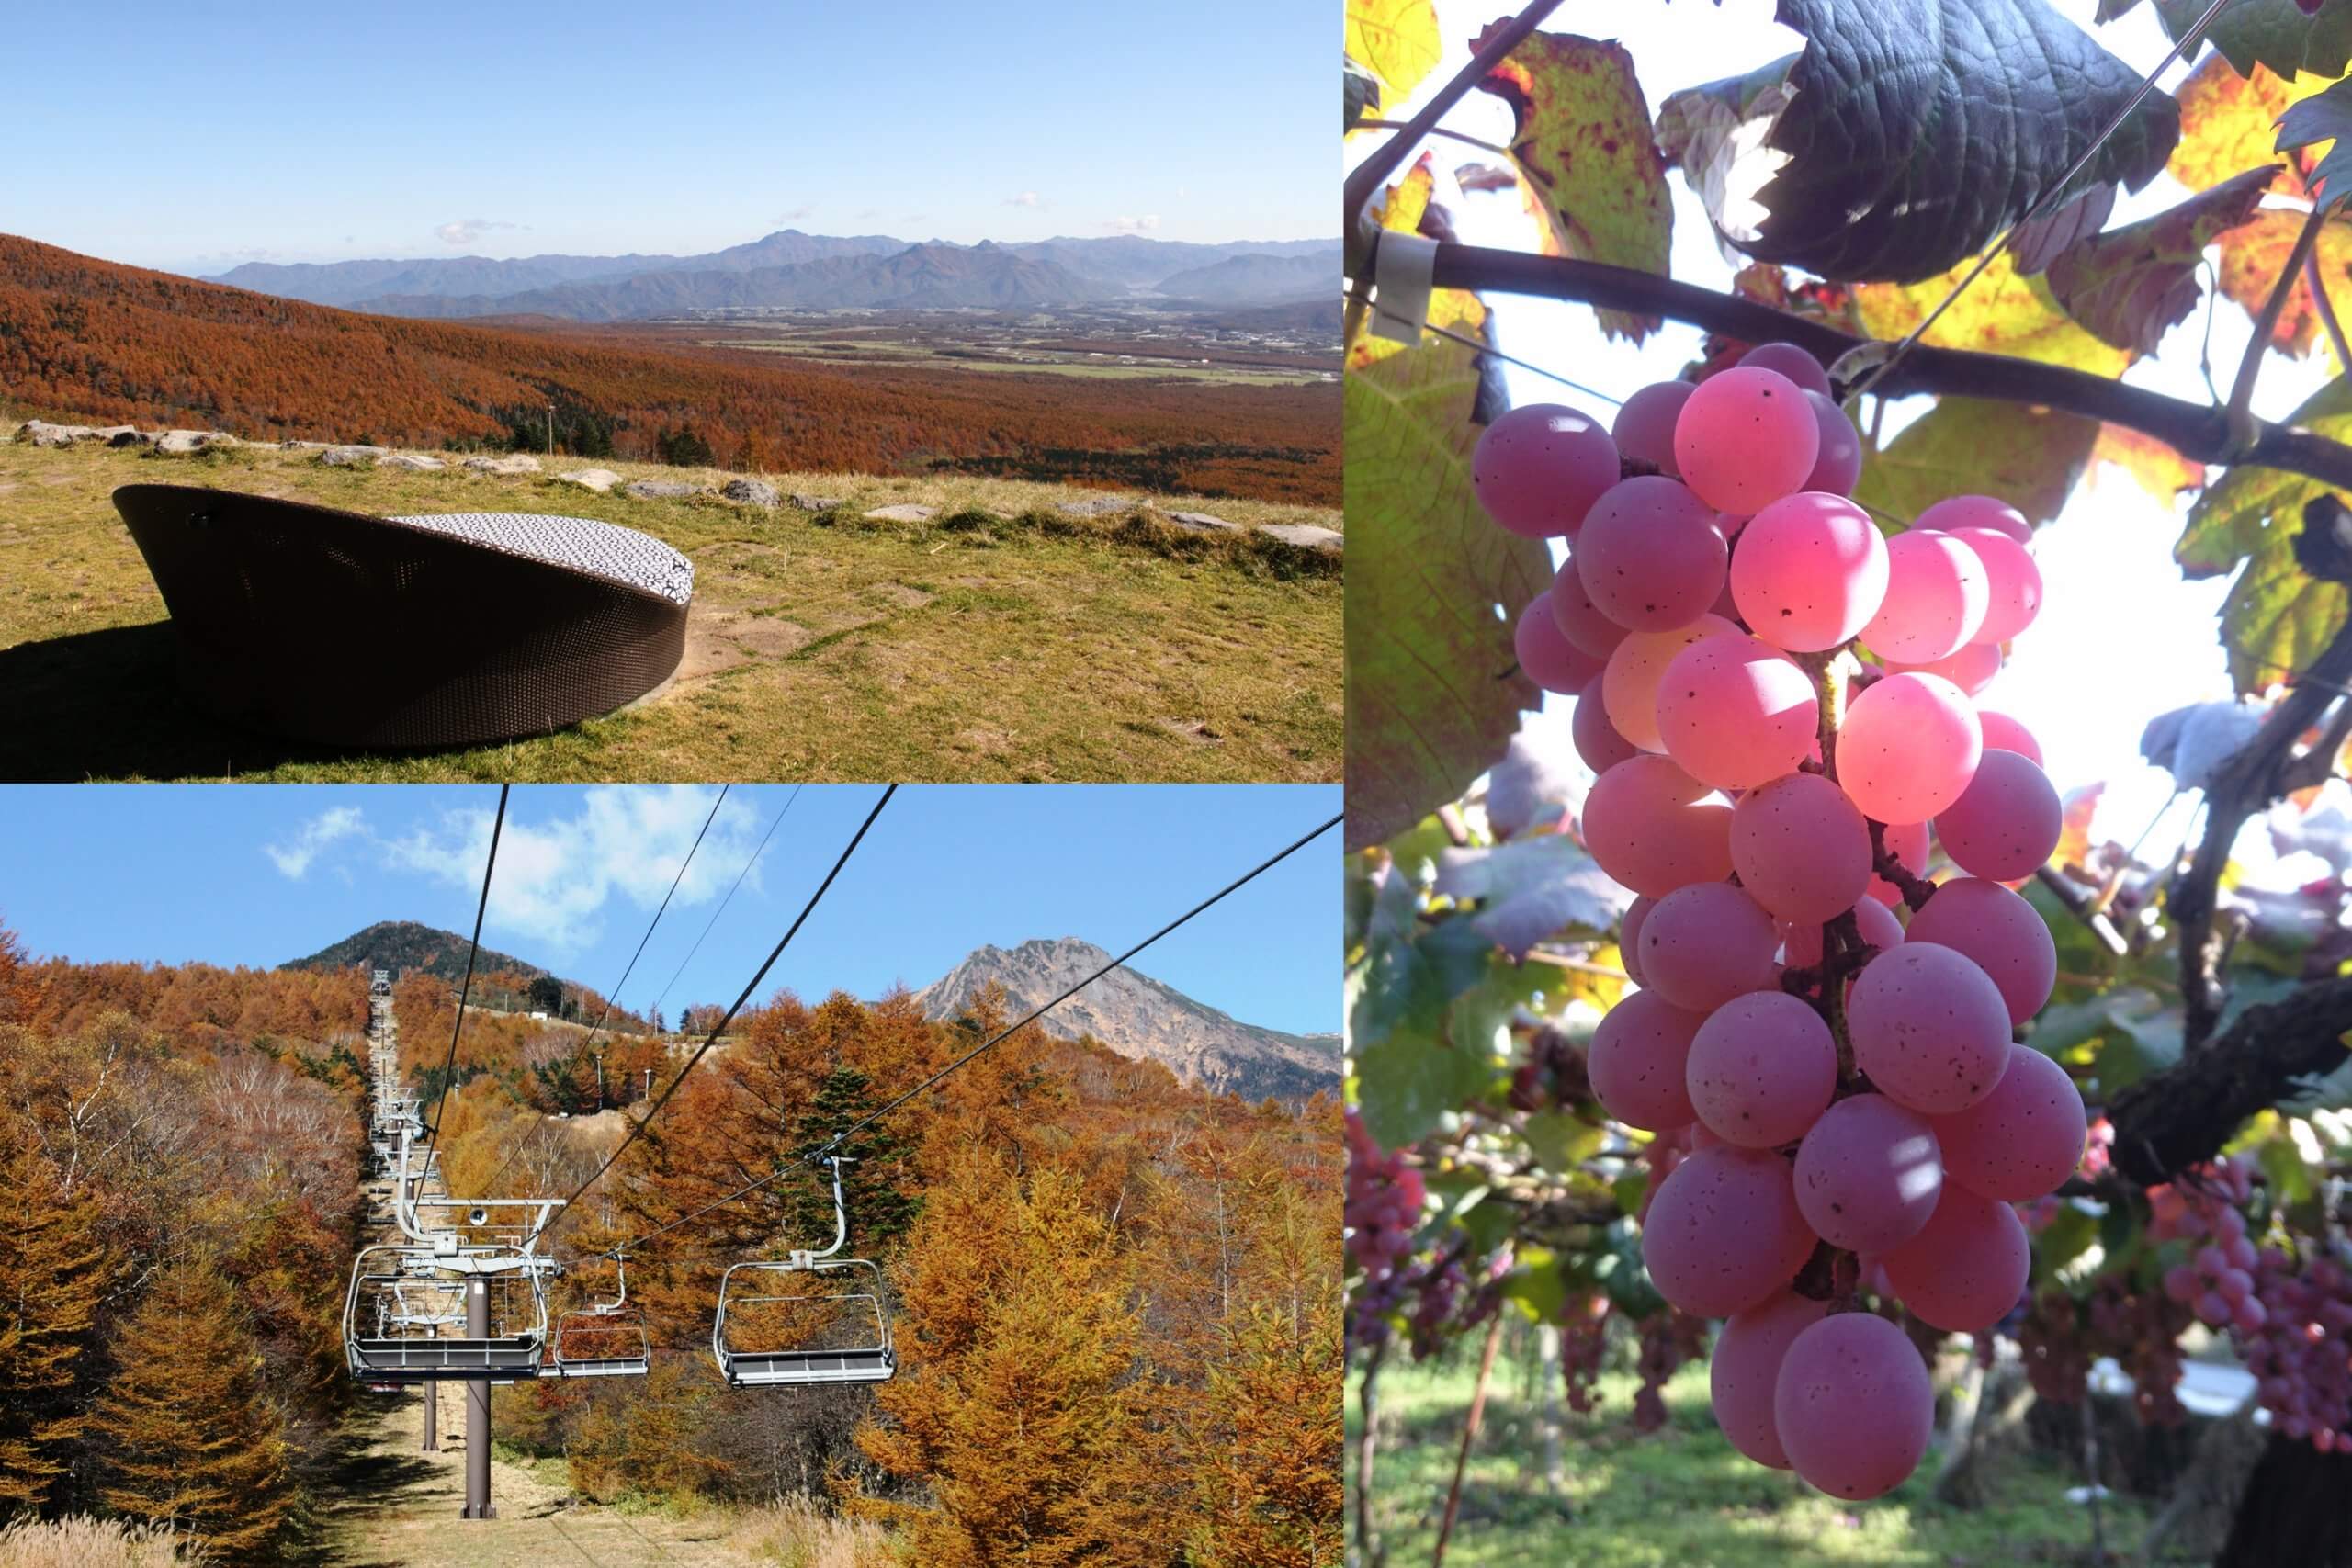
[319,1383,748,1567]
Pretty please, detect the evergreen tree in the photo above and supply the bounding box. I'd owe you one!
[786,1066,919,1252]
[89,1258,295,1561]
[0,1135,107,1514]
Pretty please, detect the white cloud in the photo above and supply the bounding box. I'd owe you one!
[381,786,767,953]
[1102,214,1161,234]
[434,219,522,247]
[778,206,814,222]
[266,806,366,879]
[1005,191,1042,208]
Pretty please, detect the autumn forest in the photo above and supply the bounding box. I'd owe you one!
[0,922,1341,1564]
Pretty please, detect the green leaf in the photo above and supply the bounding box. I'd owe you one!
[2154,0,2352,83]
[1345,56,1380,132]
[2098,1197,2141,1260]
[2278,74,2352,208]
[2176,375,2352,694]
[1502,1247,1571,1322]
[1432,834,1632,961]
[1851,397,2100,529]
[2033,1202,2100,1284]
[1732,0,2178,283]
[1474,28,1673,341]
[1344,0,1440,121]
[1343,340,1548,851]
[1522,1109,1606,1174]
[2045,168,2278,354]
[1351,1026,1496,1155]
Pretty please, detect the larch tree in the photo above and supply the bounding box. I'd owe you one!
[88,1256,294,1561]
[0,1133,107,1514]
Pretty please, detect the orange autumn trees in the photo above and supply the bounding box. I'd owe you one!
[0,1135,107,1512]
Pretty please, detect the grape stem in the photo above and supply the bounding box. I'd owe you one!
[2225,200,2331,457]
[1867,819,1939,912]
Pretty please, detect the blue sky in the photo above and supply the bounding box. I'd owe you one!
[0,784,1340,1034]
[1,0,1329,276]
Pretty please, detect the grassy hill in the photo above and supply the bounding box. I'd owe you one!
[0,428,1340,783]
[284,919,554,986]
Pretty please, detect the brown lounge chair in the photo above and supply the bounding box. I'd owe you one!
[112,484,694,749]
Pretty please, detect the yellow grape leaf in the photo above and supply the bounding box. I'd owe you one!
[2053,784,2108,879]
[2169,53,2320,199]
[2216,207,2352,362]
[2044,168,2277,355]
[1850,397,2099,528]
[2089,424,2208,503]
[1349,157,1488,371]
[1854,249,2133,376]
[1345,0,1441,124]
[1474,28,1671,342]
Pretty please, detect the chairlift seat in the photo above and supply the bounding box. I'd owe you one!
[111,484,695,749]
[719,1345,898,1387]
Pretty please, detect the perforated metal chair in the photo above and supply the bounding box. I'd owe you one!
[550,1256,651,1379]
[712,1157,897,1389]
[111,483,694,748]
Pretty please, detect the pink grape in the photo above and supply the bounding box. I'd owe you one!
[1949,525,2042,643]
[1773,1313,1934,1500]
[1860,530,1988,661]
[1602,613,1739,751]
[1675,367,1820,513]
[1588,990,1704,1131]
[1801,390,1862,494]
[1729,492,1889,651]
[1612,380,1694,475]
[1713,1290,1830,1468]
[1934,749,2061,882]
[1883,640,2001,696]
[1550,558,1632,658]
[1929,1043,2086,1201]
[1792,1093,1943,1251]
[1577,476,1729,631]
[1901,877,2055,1026]
[1848,942,2012,1114]
[1687,991,1838,1147]
[1621,895,1655,986]
[1976,709,2043,765]
[1738,341,1833,396]
[1656,635,1818,789]
[1583,754,1734,897]
[1838,672,1983,824]
[1572,684,1640,773]
[1782,896,1905,967]
[1917,492,2032,547]
[1868,819,1930,906]
[1516,592,1605,693]
[1641,1144,1817,1316]
[1472,402,1620,537]
[1638,882,1781,1011]
[1732,773,1872,925]
[1881,1184,2031,1331]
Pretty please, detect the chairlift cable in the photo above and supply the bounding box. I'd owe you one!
[519,784,897,1250]
[567,784,731,1063]
[597,807,1341,1260]
[646,784,802,1024]
[417,784,509,1174]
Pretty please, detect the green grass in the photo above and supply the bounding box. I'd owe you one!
[0,431,1340,782]
[1352,1349,2153,1568]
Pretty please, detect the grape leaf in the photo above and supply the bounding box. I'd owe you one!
[1484,721,1583,839]
[2089,423,2208,502]
[1344,336,1546,851]
[1348,876,1500,1151]
[2214,207,2352,359]
[2154,0,2352,83]
[1850,397,2099,528]
[2045,167,2278,354]
[1728,0,2179,283]
[1346,56,1380,132]
[2176,375,2352,694]
[1350,157,1489,370]
[1344,0,1441,122]
[1473,28,1671,342]
[1854,249,2133,377]
[2276,75,2352,207]
[2168,54,2314,200]
[1432,833,1631,962]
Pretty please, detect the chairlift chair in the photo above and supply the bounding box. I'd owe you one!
[712,1156,896,1389]
[344,1243,553,1383]
[550,1254,650,1378]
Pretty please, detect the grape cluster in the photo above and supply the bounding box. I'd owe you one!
[1343,1110,1425,1351]
[2018,1279,2194,1426]
[1472,344,2090,1501]
[2153,1158,2352,1450]
[1561,1292,1609,1414]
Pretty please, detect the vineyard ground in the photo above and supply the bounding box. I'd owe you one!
[1352,1352,2172,1568]
[0,432,1340,782]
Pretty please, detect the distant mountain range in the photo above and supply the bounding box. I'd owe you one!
[286,919,554,986]
[208,229,1337,320]
[912,936,1339,1103]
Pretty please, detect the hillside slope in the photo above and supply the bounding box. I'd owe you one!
[913,936,1338,1101]
[284,919,554,986]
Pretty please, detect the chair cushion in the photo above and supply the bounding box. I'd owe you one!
[384,511,695,604]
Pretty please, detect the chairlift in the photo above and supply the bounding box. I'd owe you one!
[712,1156,896,1388]
[550,1253,651,1378]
